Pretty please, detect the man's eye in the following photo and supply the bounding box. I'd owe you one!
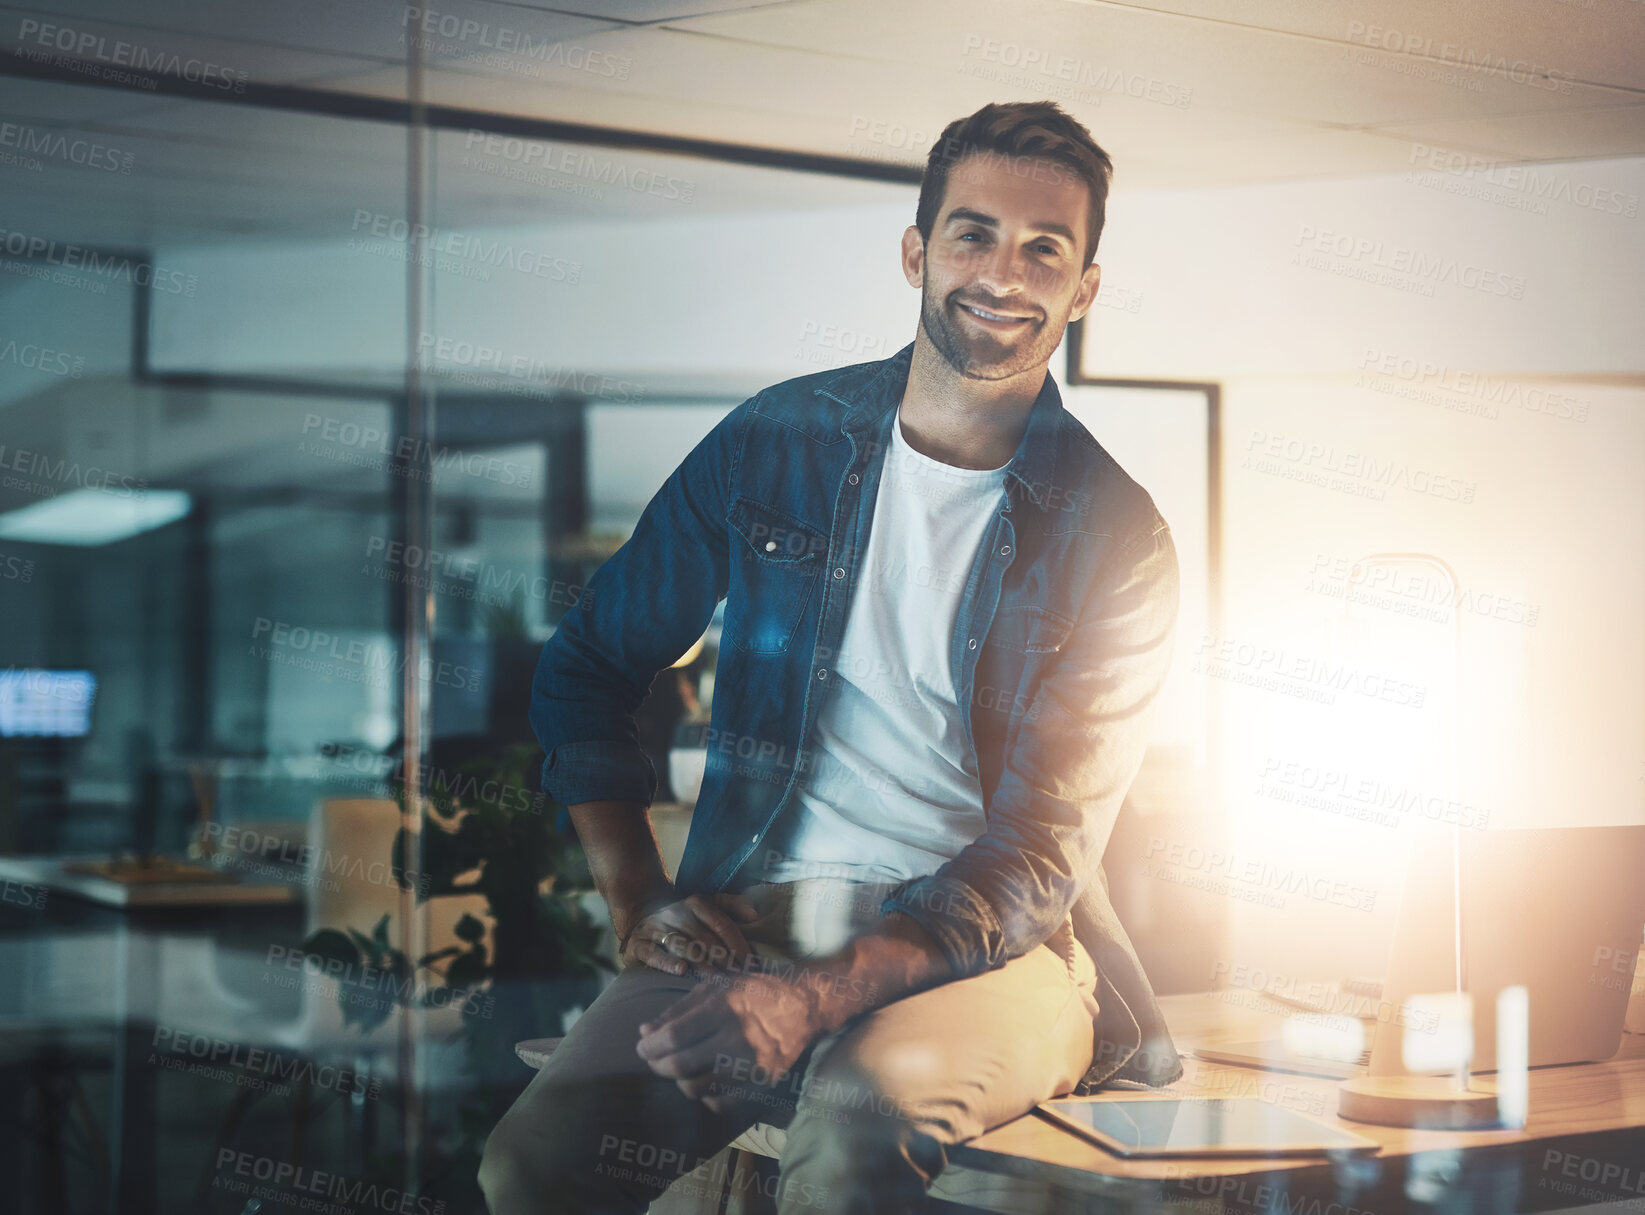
[1035,244,1060,256]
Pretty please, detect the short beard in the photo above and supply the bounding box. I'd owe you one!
[919,282,1061,381]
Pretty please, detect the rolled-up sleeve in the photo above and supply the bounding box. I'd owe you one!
[529,397,753,807]
[883,519,1180,978]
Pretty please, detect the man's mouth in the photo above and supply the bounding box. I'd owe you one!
[956,301,1035,329]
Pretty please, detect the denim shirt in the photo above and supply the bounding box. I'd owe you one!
[530,341,1184,1089]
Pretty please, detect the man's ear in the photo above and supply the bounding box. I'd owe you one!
[900,225,925,289]
[1067,262,1102,324]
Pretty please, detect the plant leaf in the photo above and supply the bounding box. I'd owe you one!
[445,946,489,994]
[301,928,360,969]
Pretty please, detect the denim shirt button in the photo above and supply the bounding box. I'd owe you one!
[832,567,845,579]
[967,638,978,650]
[817,668,828,679]
[765,540,777,552]
[848,473,860,485]
[1000,544,1012,556]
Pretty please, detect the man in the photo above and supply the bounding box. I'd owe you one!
[481,100,1182,1214]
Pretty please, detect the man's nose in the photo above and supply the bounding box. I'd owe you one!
[973,243,1027,295]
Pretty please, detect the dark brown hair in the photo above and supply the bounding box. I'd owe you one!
[915,101,1113,268]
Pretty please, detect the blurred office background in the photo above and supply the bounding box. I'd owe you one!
[0,1,1641,1212]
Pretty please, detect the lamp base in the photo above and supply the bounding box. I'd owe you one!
[1338,1076,1500,1129]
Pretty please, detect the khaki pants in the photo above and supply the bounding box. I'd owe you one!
[479,879,1099,1214]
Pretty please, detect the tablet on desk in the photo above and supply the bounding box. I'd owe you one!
[1039,1097,1380,1158]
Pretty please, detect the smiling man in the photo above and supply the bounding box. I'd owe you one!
[481,101,1183,1214]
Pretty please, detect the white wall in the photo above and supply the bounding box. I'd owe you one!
[0,264,131,410]
[147,203,920,389]
[1081,155,1645,379]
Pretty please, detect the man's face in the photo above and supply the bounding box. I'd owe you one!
[905,152,1102,381]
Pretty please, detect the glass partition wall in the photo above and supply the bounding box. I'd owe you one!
[0,48,564,1210]
[0,66,428,1208]
[0,41,916,1215]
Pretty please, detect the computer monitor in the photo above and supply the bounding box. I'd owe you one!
[1368,824,1645,1075]
[0,669,97,738]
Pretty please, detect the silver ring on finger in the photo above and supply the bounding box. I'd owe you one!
[660,930,686,952]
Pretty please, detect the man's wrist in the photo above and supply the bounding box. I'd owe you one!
[566,799,676,951]
[792,957,874,1036]
[613,885,677,949]
[796,912,950,1034]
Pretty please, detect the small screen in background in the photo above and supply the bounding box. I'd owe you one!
[0,669,97,737]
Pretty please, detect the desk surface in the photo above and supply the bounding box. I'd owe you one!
[0,854,298,908]
[950,991,1645,1196]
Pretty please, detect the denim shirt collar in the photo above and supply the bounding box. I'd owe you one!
[817,340,1064,511]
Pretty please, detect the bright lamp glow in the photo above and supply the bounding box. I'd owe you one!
[1281,1012,1366,1064]
[0,488,192,546]
[1402,991,1474,1073]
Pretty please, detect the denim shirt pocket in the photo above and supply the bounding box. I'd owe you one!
[725,496,826,654]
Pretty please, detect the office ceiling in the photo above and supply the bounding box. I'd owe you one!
[0,0,1641,250]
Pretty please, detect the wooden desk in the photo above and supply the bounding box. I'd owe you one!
[0,854,297,908]
[724,992,1645,1213]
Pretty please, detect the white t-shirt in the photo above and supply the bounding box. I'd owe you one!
[756,407,1008,885]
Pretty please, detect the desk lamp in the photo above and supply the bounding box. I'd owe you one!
[1334,553,1499,1129]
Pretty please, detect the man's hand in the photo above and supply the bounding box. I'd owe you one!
[564,801,761,977]
[635,968,824,1115]
[634,912,950,1115]
[621,892,759,976]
